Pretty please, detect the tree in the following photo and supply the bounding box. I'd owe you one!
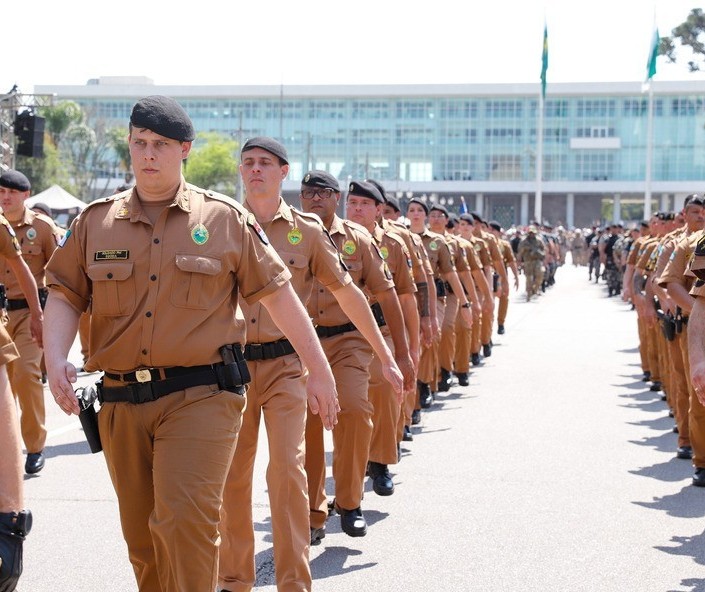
[184,132,240,196]
[41,101,83,149]
[660,8,705,72]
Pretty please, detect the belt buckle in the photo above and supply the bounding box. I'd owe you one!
[135,369,152,383]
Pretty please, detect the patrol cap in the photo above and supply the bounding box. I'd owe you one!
[30,202,52,217]
[446,213,459,229]
[429,204,449,217]
[130,95,195,142]
[348,180,384,204]
[489,220,502,232]
[0,169,30,192]
[407,197,429,214]
[241,136,289,165]
[301,170,339,192]
[459,213,475,224]
[684,193,705,208]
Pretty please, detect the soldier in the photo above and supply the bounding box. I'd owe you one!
[0,211,43,592]
[517,226,546,301]
[44,96,335,592]
[299,171,401,541]
[0,170,60,474]
[488,221,519,334]
[219,144,404,592]
[345,180,416,498]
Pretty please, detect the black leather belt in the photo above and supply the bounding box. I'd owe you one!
[98,365,231,405]
[316,322,357,339]
[243,339,296,361]
[6,298,29,311]
[104,364,216,383]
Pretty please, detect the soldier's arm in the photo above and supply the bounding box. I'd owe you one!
[688,297,705,405]
[667,281,695,315]
[44,295,81,415]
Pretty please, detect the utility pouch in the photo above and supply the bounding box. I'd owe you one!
[0,285,6,310]
[38,288,49,310]
[217,344,251,391]
[76,384,102,453]
[434,277,447,298]
[675,307,684,334]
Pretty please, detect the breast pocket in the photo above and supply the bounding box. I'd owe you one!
[170,254,222,309]
[87,262,135,317]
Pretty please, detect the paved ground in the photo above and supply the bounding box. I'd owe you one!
[16,262,705,591]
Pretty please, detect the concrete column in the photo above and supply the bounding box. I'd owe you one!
[660,194,670,212]
[566,193,575,228]
[612,193,621,224]
[520,193,529,226]
[475,193,483,216]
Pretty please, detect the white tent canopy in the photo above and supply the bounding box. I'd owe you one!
[25,185,87,212]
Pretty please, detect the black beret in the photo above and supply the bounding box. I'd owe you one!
[429,204,448,216]
[407,197,429,214]
[470,211,484,224]
[459,213,475,224]
[365,179,387,201]
[302,170,339,191]
[489,220,502,232]
[0,169,30,191]
[30,202,52,217]
[130,95,195,142]
[241,136,289,165]
[385,196,401,212]
[348,180,384,204]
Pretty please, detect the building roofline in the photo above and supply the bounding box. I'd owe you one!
[34,79,705,99]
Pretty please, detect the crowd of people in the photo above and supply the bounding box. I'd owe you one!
[578,199,705,489]
[0,94,580,592]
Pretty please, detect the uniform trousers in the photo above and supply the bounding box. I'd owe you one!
[417,298,445,392]
[680,327,705,468]
[637,316,650,375]
[368,329,399,466]
[98,383,245,592]
[453,304,472,374]
[438,293,459,373]
[645,323,662,384]
[219,354,310,592]
[480,296,493,345]
[305,330,373,525]
[669,333,690,448]
[7,308,45,453]
[497,292,509,327]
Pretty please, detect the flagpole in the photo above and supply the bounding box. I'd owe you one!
[644,83,654,219]
[535,92,544,224]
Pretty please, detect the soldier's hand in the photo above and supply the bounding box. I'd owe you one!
[381,359,404,398]
[460,305,473,329]
[30,312,43,349]
[47,359,79,415]
[306,369,340,431]
[420,317,433,348]
[691,362,705,407]
[397,353,415,396]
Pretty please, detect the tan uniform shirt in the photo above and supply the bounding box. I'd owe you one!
[308,216,393,327]
[470,235,491,269]
[636,237,661,274]
[456,235,482,272]
[628,235,650,267]
[2,208,60,298]
[414,229,455,280]
[370,224,416,301]
[384,219,426,285]
[241,198,351,344]
[46,182,291,373]
[660,231,699,293]
[500,239,516,267]
[481,230,503,268]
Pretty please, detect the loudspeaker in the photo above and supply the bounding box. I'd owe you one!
[14,112,45,158]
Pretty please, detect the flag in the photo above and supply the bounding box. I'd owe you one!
[645,26,659,82]
[459,196,468,214]
[540,23,548,99]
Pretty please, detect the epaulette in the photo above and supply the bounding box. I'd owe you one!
[201,188,242,210]
[82,194,121,212]
[342,219,372,237]
[291,207,326,227]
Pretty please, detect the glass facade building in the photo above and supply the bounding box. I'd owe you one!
[36,77,705,228]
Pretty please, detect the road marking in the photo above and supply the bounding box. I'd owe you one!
[47,420,81,439]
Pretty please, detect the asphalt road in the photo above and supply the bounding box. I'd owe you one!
[17,262,705,591]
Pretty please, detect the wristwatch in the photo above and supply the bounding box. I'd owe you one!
[460,301,471,308]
